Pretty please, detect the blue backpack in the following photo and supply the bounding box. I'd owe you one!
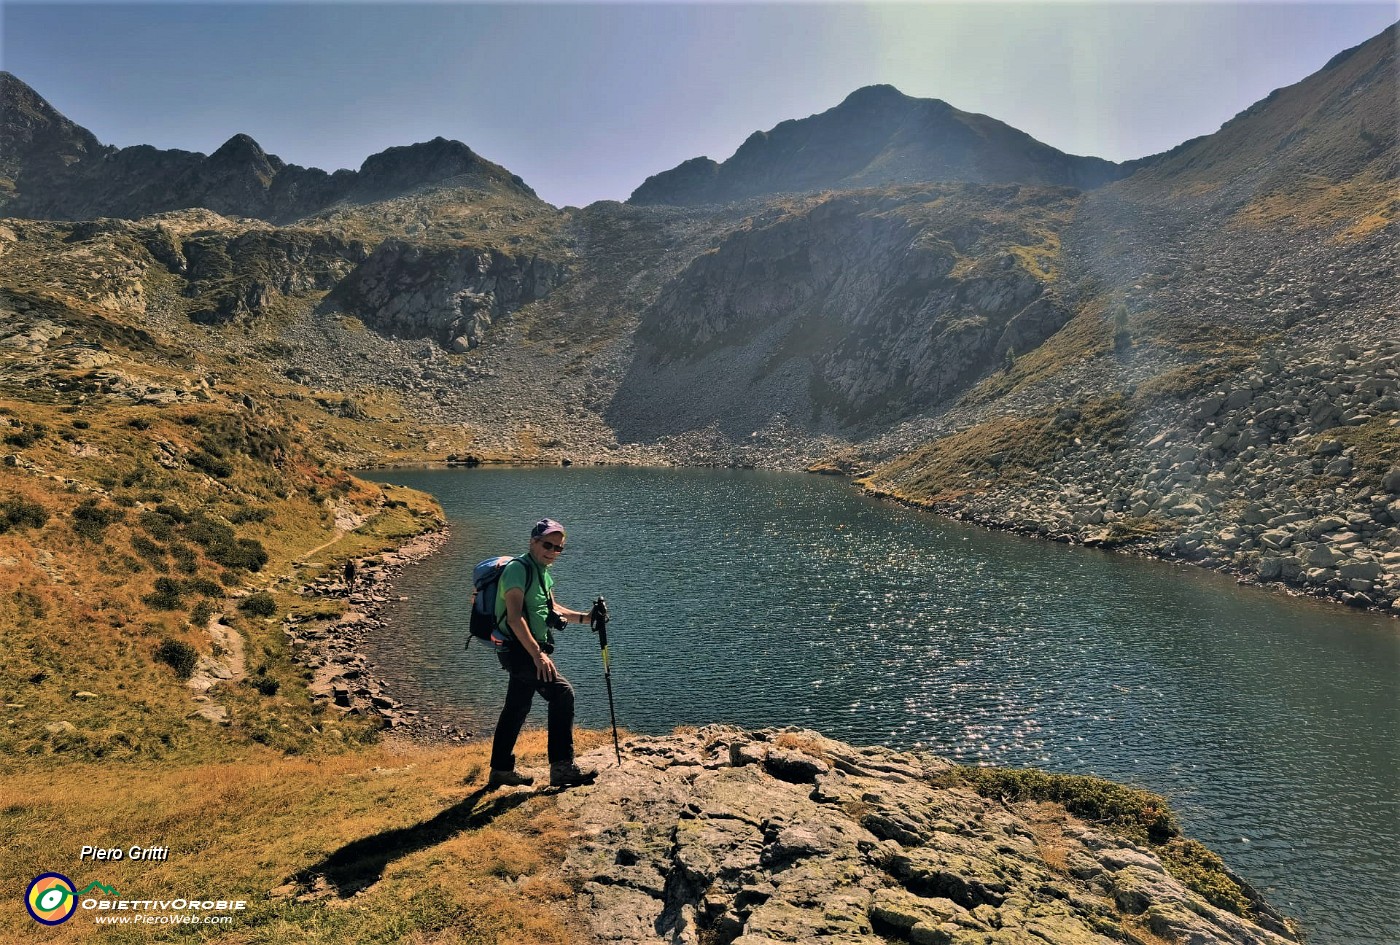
[469,554,539,643]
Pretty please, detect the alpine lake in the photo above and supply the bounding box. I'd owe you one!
[358,466,1400,945]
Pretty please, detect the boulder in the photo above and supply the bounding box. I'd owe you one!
[1338,560,1382,582]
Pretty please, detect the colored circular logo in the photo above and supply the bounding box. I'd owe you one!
[26,873,77,925]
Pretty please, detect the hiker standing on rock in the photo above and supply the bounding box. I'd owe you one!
[488,518,598,789]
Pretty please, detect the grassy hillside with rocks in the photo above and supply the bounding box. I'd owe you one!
[0,26,1391,944]
[0,281,455,762]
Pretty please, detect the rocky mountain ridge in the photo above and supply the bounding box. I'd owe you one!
[0,72,540,224]
[630,85,1128,207]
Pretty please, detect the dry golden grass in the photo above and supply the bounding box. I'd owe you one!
[1019,802,1072,875]
[0,344,450,761]
[0,730,603,945]
[771,731,833,761]
[863,395,1131,508]
[1232,172,1397,241]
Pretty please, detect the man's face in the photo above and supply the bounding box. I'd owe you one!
[533,532,566,563]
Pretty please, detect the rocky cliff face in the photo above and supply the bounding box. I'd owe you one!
[611,185,1076,439]
[630,85,1125,206]
[324,239,568,350]
[558,727,1297,945]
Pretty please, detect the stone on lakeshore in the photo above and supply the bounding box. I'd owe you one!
[1338,560,1382,581]
[1309,517,1347,537]
[1307,545,1343,567]
[1224,389,1254,411]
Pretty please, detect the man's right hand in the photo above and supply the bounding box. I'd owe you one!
[534,653,557,682]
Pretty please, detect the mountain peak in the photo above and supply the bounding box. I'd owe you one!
[212,133,266,158]
[838,84,912,107]
[630,86,1122,205]
[355,137,536,200]
[0,71,107,185]
[208,133,282,170]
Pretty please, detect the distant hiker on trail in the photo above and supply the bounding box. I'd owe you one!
[343,559,357,594]
[487,518,598,790]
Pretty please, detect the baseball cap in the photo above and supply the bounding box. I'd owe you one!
[531,518,566,538]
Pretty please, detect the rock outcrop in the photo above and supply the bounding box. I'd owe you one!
[324,239,568,350]
[558,727,1297,945]
[613,185,1076,438]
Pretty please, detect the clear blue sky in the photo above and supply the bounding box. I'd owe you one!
[2,2,1395,207]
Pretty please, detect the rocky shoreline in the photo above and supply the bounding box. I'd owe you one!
[557,726,1299,945]
[862,340,1400,617]
[282,528,474,742]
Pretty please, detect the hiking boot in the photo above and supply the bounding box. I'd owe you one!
[486,768,534,789]
[550,761,598,788]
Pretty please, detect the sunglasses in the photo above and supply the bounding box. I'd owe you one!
[537,539,566,553]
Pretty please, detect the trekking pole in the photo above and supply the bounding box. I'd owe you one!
[589,596,623,766]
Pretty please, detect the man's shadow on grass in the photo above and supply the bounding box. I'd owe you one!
[287,785,536,898]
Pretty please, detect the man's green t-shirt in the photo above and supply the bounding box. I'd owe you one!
[494,556,554,646]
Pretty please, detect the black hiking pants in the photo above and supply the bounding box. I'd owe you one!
[490,650,575,771]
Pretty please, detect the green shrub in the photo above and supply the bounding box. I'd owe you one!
[227,505,273,524]
[138,510,175,540]
[184,513,235,550]
[250,676,280,696]
[190,599,216,629]
[142,577,184,610]
[947,765,1178,843]
[1158,838,1253,915]
[220,538,268,571]
[169,543,198,574]
[185,578,223,598]
[153,638,198,680]
[188,450,234,478]
[127,417,152,431]
[238,592,277,617]
[0,496,49,534]
[71,500,121,541]
[3,422,46,448]
[130,534,166,567]
[155,502,191,523]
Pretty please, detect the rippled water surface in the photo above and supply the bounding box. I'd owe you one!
[361,466,1399,945]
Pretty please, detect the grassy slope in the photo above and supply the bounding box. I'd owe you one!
[0,273,598,941]
[1,732,611,944]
